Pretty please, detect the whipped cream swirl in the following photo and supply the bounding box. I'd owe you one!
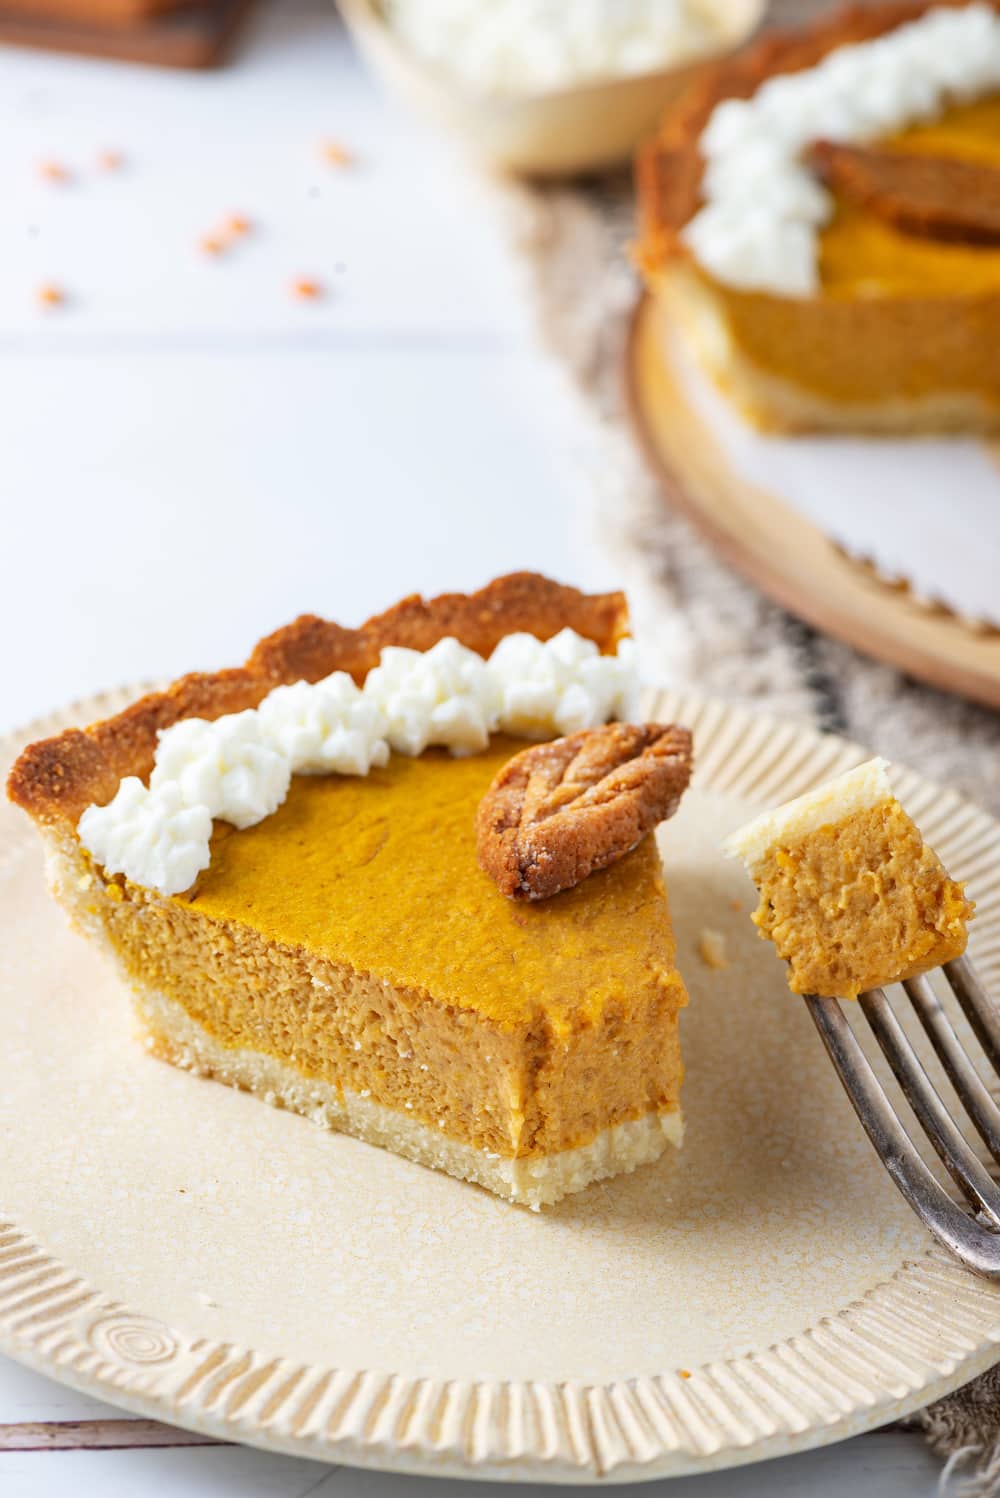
[365,638,495,757]
[79,628,638,896]
[150,711,292,830]
[489,629,637,737]
[79,780,213,897]
[257,672,390,775]
[682,3,1000,295]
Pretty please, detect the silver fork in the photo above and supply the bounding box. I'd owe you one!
[807,954,1000,1279]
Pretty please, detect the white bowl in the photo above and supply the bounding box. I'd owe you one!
[336,0,767,178]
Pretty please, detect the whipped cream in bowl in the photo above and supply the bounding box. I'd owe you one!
[337,0,765,176]
[78,629,641,896]
[379,0,725,97]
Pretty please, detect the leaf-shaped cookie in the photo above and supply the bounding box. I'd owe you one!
[476,723,693,901]
[807,139,1000,246]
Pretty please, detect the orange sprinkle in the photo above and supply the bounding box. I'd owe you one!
[225,214,252,236]
[199,235,226,257]
[291,277,323,301]
[37,283,65,308]
[321,140,352,167]
[98,149,124,171]
[38,160,70,184]
[679,1369,692,1380]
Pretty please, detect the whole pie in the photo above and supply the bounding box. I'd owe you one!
[724,758,973,998]
[637,0,1000,433]
[7,574,693,1208]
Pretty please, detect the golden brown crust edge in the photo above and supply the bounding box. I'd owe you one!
[7,574,629,830]
[635,0,1000,274]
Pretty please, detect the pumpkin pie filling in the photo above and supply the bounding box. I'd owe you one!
[7,577,690,1208]
[88,741,686,1160]
[725,760,973,999]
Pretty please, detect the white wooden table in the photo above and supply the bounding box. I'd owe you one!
[0,3,947,1491]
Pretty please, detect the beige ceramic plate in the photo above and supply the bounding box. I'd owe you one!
[2,685,1000,1483]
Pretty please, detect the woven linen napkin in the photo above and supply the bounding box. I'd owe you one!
[497,169,1000,1494]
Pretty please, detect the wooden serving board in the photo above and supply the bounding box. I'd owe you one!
[0,0,253,67]
[625,293,1000,711]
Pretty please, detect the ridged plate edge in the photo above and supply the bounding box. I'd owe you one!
[1,683,999,1483]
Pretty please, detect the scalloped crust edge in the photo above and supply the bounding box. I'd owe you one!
[6,573,629,829]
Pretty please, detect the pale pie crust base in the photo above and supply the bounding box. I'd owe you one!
[135,986,684,1211]
[723,758,893,872]
[658,263,1000,436]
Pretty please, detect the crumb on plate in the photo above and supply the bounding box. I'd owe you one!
[697,928,729,970]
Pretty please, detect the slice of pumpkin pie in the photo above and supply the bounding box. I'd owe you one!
[724,759,973,999]
[7,574,693,1208]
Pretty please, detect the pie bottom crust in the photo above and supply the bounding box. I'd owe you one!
[656,265,1000,436]
[136,985,684,1211]
[43,838,684,1211]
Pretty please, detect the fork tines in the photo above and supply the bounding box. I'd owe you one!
[807,955,1000,1279]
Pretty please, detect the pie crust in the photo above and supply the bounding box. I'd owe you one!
[8,572,629,827]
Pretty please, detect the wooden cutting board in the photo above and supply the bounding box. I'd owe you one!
[0,0,254,67]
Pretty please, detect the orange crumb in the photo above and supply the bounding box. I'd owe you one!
[98,150,124,171]
[729,897,743,913]
[38,160,70,184]
[321,140,352,167]
[36,283,65,308]
[679,1370,692,1380]
[199,235,226,257]
[225,214,252,236]
[291,277,323,300]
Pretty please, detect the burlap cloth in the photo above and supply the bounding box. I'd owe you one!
[497,170,1000,1492]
